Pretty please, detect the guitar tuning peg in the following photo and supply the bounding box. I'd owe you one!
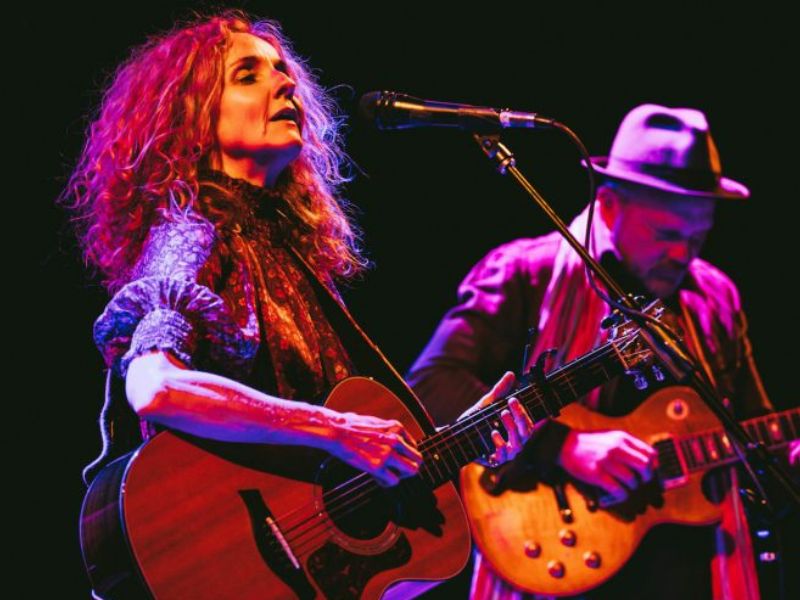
[633,373,649,390]
[651,365,665,382]
[601,311,624,330]
[626,370,649,390]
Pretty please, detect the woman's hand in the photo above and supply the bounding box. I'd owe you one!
[323,411,423,487]
[460,371,539,466]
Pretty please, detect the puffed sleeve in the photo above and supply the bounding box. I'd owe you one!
[93,208,251,378]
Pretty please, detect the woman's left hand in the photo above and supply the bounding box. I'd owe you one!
[459,371,539,467]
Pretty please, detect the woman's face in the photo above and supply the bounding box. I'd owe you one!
[215,32,303,186]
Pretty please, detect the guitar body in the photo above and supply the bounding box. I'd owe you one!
[461,386,730,596]
[81,377,471,599]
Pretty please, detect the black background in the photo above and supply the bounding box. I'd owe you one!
[26,1,796,597]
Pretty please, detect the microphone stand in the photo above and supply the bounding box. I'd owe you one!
[472,133,800,516]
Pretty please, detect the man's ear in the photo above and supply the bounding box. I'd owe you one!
[597,184,623,228]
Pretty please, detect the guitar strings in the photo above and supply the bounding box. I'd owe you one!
[273,345,652,557]
[274,348,634,552]
[286,371,645,559]
[273,342,643,548]
[272,340,630,535]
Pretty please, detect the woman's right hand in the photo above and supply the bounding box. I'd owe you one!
[322,411,423,487]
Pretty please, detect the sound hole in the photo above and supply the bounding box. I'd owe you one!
[317,459,394,540]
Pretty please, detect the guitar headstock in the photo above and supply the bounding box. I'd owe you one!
[608,300,672,385]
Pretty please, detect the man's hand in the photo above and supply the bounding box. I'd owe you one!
[460,372,541,466]
[558,429,657,502]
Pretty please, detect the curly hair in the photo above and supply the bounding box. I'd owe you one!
[60,9,366,292]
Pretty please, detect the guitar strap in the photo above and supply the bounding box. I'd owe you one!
[679,298,761,600]
[287,245,436,436]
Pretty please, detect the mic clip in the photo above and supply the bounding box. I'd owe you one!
[474,134,516,175]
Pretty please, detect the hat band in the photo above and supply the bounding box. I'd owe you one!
[610,158,721,192]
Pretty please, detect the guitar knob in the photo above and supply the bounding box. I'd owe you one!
[583,551,601,569]
[633,372,649,390]
[547,560,565,578]
[523,541,541,558]
[559,529,577,547]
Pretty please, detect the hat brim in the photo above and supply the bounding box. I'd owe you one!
[585,157,750,200]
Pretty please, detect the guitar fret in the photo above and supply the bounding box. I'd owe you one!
[779,413,795,440]
[425,446,445,483]
[680,439,696,468]
[474,428,492,456]
[691,437,708,466]
[441,440,460,477]
[755,420,770,445]
[563,374,578,398]
[766,418,784,443]
[419,464,437,488]
[790,410,800,438]
[463,428,481,457]
[549,385,564,408]
[452,436,470,468]
[720,432,733,457]
[654,439,684,479]
[598,361,610,380]
[528,398,550,422]
[712,432,730,460]
[431,444,450,480]
[477,421,494,454]
[703,434,719,462]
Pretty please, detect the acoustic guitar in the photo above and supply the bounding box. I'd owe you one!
[80,316,658,599]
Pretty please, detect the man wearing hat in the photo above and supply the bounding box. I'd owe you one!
[407,104,777,598]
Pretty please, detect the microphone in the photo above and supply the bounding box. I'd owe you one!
[359,91,555,132]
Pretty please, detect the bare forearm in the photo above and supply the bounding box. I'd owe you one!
[127,352,339,450]
[125,351,424,486]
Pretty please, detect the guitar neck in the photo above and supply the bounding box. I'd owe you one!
[673,407,799,473]
[418,340,631,487]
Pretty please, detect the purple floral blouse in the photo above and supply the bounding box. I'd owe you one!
[93,170,355,405]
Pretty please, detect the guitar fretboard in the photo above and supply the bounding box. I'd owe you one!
[676,407,799,472]
[416,337,641,488]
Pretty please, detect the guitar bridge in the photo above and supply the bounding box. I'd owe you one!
[266,516,301,570]
[239,489,317,599]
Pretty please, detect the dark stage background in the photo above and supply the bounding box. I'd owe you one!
[27,2,796,597]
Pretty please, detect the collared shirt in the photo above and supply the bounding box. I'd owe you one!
[407,202,772,600]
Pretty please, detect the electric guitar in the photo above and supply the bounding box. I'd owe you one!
[460,387,798,597]
[80,316,658,599]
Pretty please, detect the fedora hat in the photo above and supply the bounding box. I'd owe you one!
[588,103,749,199]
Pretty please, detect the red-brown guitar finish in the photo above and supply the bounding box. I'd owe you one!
[80,377,471,599]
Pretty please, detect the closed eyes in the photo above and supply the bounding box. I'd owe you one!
[231,57,290,84]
